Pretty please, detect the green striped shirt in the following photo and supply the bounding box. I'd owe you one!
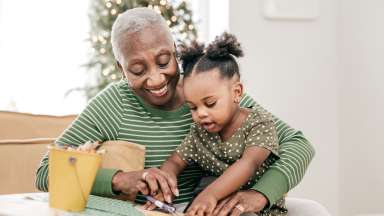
[36,79,315,206]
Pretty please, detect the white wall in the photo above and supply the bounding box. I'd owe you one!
[227,1,384,215]
[339,0,384,215]
[228,0,340,215]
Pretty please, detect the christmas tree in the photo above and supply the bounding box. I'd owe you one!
[84,0,197,99]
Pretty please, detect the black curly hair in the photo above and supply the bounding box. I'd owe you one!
[178,32,243,79]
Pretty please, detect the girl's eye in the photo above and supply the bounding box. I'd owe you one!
[206,101,216,108]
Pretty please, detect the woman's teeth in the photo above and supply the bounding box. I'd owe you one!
[149,85,168,96]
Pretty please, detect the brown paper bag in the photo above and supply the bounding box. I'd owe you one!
[100,140,145,172]
[98,140,145,201]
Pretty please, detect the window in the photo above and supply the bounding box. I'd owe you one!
[0,0,89,115]
[192,0,229,42]
[0,0,229,115]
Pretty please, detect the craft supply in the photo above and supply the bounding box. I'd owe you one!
[144,195,176,213]
[48,141,103,211]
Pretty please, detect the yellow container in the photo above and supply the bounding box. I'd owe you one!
[48,147,101,211]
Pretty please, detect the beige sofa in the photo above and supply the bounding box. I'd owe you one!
[0,111,76,194]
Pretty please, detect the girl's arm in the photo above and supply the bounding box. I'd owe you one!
[201,146,270,200]
[160,152,188,180]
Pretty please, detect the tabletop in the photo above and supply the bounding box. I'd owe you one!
[0,193,179,216]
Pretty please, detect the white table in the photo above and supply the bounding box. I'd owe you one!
[0,193,176,216]
[0,193,83,215]
[0,193,332,216]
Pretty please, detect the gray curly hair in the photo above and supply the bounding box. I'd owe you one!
[111,7,172,62]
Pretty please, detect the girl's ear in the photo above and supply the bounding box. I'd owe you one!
[233,81,244,104]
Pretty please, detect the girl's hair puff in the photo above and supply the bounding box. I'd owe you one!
[178,41,205,75]
[179,32,244,79]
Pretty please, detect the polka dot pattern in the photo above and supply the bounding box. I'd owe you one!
[175,108,287,215]
[176,109,280,185]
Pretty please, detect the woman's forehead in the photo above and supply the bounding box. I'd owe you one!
[122,26,174,52]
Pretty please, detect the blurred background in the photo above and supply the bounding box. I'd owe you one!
[0,0,383,215]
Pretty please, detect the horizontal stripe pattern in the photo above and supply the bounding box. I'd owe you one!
[36,79,314,204]
[240,97,315,189]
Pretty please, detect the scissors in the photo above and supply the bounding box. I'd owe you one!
[144,195,183,216]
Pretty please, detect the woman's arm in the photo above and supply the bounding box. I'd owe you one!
[240,94,315,208]
[35,85,124,196]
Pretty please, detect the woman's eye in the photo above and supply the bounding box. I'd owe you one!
[158,62,169,68]
[129,64,145,75]
[189,106,197,111]
[158,55,170,68]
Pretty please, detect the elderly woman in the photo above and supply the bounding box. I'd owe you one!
[36,8,315,215]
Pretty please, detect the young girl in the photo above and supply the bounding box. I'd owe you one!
[149,33,287,216]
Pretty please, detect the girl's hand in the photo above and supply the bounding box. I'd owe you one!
[186,192,218,216]
[213,190,268,216]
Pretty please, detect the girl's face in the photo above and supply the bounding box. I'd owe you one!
[116,26,180,109]
[183,68,243,133]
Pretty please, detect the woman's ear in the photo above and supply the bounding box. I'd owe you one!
[173,43,183,75]
[116,60,128,80]
[116,60,133,87]
[233,81,243,104]
[116,60,123,73]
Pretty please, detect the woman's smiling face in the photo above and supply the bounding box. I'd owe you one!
[116,25,180,108]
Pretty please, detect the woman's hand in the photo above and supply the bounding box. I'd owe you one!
[213,190,268,216]
[136,168,179,203]
[111,170,142,198]
[186,192,218,216]
[112,168,178,203]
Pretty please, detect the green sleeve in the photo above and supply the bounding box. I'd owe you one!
[92,168,121,196]
[240,94,315,208]
[35,85,123,197]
